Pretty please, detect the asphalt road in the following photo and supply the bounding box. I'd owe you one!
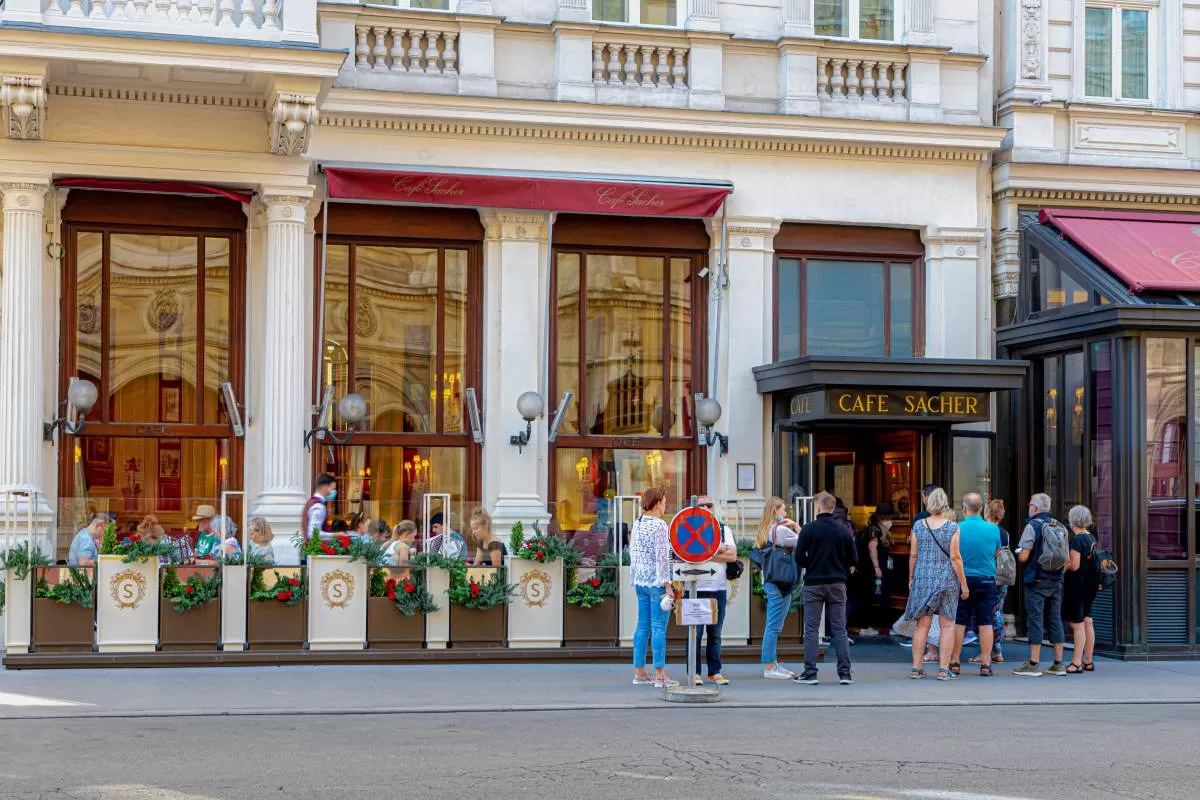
[0,704,1195,800]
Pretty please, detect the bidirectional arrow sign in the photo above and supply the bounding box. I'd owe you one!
[671,561,720,582]
[668,506,721,563]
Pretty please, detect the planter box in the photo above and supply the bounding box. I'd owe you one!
[506,557,563,649]
[96,555,159,653]
[4,570,31,654]
[307,556,367,651]
[721,558,751,646]
[563,599,617,648]
[221,564,247,651]
[32,597,93,653]
[367,597,425,649]
[247,590,306,651]
[449,604,506,648]
[159,567,221,651]
[618,566,636,647]
[749,594,803,646]
[425,567,451,649]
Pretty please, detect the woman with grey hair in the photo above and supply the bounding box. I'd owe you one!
[1062,505,1101,674]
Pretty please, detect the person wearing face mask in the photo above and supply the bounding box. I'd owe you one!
[854,503,897,637]
[302,474,338,544]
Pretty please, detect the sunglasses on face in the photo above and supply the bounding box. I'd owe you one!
[697,503,714,509]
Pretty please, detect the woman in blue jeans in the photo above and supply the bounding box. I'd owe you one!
[757,496,800,679]
[629,487,678,688]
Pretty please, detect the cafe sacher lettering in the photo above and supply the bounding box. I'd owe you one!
[788,389,989,422]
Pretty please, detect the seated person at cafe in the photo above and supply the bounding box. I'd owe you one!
[247,517,276,565]
[385,521,418,566]
[468,509,507,566]
[369,519,391,545]
[191,505,222,561]
[426,512,466,560]
[68,513,107,567]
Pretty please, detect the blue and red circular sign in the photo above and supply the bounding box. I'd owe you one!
[669,506,721,563]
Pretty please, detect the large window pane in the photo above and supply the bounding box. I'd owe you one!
[889,262,913,357]
[806,260,885,356]
[1121,9,1149,100]
[1032,246,1090,312]
[354,246,437,433]
[1146,338,1186,560]
[203,238,230,424]
[109,235,198,424]
[555,254,581,435]
[443,249,468,434]
[1092,341,1114,551]
[668,258,692,437]
[1043,358,1059,502]
[1064,351,1086,509]
[592,0,625,22]
[953,436,992,501]
[75,232,103,398]
[859,0,894,39]
[777,258,803,360]
[815,0,847,36]
[322,245,350,429]
[1085,7,1113,97]
[553,447,688,537]
[584,255,665,436]
[640,0,675,25]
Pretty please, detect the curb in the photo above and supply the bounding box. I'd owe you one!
[3,696,1199,721]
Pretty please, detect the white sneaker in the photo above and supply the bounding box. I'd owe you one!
[763,666,793,680]
[692,675,703,686]
[776,662,797,677]
[859,627,879,637]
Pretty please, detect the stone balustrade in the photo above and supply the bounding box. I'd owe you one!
[355,25,459,76]
[592,41,688,92]
[42,0,283,34]
[818,55,907,103]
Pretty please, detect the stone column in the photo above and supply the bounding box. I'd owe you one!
[251,191,313,549]
[782,0,813,37]
[687,34,727,111]
[0,181,53,545]
[553,23,596,103]
[778,41,821,115]
[554,0,588,22]
[904,0,935,45]
[923,228,989,360]
[686,0,720,31]
[709,218,780,528]
[479,210,551,537]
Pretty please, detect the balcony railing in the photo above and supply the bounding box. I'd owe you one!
[39,0,286,37]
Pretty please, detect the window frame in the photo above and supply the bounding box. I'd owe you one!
[591,0,681,27]
[771,252,925,361]
[814,0,903,43]
[1077,0,1157,104]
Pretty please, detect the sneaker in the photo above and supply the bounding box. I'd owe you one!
[709,674,730,686]
[1013,662,1043,677]
[898,638,914,648]
[858,627,879,637]
[793,672,819,685]
[963,632,979,646]
[763,666,793,680]
[839,675,854,685]
[1047,662,1069,677]
[776,663,797,677]
[692,675,704,686]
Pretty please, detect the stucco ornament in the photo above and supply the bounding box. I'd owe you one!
[267,93,318,156]
[1021,0,1043,80]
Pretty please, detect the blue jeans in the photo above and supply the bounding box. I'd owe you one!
[688,590,728,676]
[761,581,792,664]
[633,584,670,670]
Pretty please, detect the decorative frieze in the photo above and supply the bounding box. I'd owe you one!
[1020,0,1043,80]
[267,92,317,156]
[1,76,46,141]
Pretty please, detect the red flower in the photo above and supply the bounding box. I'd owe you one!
[386,590,397,600]
[469,582,481,599]
[185,585,195,595]
[536,551,545,561]
[385,578,397,591]
[337,535,351,550]
[589,578,601,589]
[288,578,301,586]
[278,590,293,601]
[132,534,142,543]
[404,583,416,594]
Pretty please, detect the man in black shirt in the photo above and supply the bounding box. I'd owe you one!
[793,491,858,685]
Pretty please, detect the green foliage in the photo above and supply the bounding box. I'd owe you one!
[373,568,439,616]
[735,537,756,558]
[99,521,118,556]
[295,531,386,564]
[515,523,580,566]
[446,568,514,609]
[250,570,305,606]
[117,535,176,564]
[508,521,525,556]
[0,542,52,580]
[566,555,619,609]
[369,567,387,598]
[34,569,95,609]
[750,566,802,613]
[162,567,221,613]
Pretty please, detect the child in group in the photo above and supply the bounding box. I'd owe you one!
[385,521,418,568]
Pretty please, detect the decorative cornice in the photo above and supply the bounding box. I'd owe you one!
[51,84,267,110]
[1,76,46,141]
[317,115,994,162]
[267,93,318,157]
[995,187,1200,207]
[481,210,549,240]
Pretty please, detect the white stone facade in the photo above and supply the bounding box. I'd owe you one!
[0,0,1000,554]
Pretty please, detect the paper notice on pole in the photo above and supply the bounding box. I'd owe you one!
[676,598,716,626]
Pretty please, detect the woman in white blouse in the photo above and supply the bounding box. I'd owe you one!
[629,487,678,688]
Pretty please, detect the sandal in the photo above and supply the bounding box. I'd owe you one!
[968,655,984,664]
[979,665,994,677]
[1083,662,1095,672]
[909,667,926,679]
[949,662,961,676]
[1066,663,1084,675]
[654,677,680,688]
[992,653,1005,663]
[936,668,954,681]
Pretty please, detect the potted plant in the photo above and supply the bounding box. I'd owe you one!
[563,554,619,648]
[96,525,174,653]
[158,565,222,651]
[367,566,436,649]
[246,566,306,651]
[296,530,382,651]
[507,521,575,648]
[447,563,515,649]
[2,542,51,654]
[410,552,458,649]
[32,567,95,653]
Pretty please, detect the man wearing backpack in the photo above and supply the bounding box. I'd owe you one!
[1014,493,1069,677]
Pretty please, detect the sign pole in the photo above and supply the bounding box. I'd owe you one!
[663,502,723,704]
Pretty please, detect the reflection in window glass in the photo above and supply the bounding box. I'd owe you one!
[1032,246,1091,312]
[1091,341,1114,551]
[859,0,894,39]
[410,0,448,7]
[1043,358,1059,502]
[322,245,351,429]
[109,235,198,424]
[953,436,992,501]
[204,238,230,424]
[75,232,103,397]
[556,254,581,435]
[444,249,469,434]
[1084,6,1113,97]
[553,447,687,538]
[890,262,913,357]
[1063,351,1086,509]
[815,0,847,36]
[1146,338,1186,560]
[668,258,692,438]
[806,260,885,356]
[1121,9,1150,100]
[641,0,676,25]
[777,259,802,360]
[592,0,625,21]
[584,255,665,436]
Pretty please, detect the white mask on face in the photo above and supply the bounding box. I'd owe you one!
[880,520,893,531]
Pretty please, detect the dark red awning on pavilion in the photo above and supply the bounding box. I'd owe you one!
[1040,208,1200,293]
[322,166,731,218]
[56,178,252,205]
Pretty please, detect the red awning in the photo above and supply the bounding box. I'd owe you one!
[322,166,731,218]
[1040,208,1200,293]
[56,178,252,205]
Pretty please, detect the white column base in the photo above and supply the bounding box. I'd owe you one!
[307,556,367,650]
[221,564,247,651]
[506,557,563,648]
[4,571,32,654]
[491,496,552,540]
[95,556,160,653]
[425,567,451,648]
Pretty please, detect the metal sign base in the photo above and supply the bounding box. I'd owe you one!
[663,685,721,704]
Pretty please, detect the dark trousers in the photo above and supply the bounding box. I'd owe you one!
[804,583,852,677]
[688,589,728,676]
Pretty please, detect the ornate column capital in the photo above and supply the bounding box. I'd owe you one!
[261,190,314,223]
[1,76,46,141]
[0,181,49,211]
[479,209,550,241]
[267,92,318,156]
[724,217,782,251]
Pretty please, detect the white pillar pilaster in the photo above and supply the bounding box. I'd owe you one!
[686,0,720,31]
[0,181,53,532]
[924,228,989,360]
[554,0,588,22]
[480,210,551,536]
[782,0,813,37]
[904,0,935,45]
[710,218,779,525]
[251,191,313,549]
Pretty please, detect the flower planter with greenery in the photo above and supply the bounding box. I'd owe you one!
[366,567,435,649]
[158,566,222,651]
[617,550,637,648]
[720,540,754,646]
[410,552,456,649]
[298,532,379,651]
[219,551,257,652]
[32,567,95,653]
[96,527,174,653]
[563,555,619,648]
[2,543,51,654]
[447,564,515,649]
[748,566,803,647]
[507,521,573,649]
[246,566,306,651]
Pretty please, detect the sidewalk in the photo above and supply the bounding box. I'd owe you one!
[1,658,1198,719]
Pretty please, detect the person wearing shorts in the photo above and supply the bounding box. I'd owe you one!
[952,493,1002,675]
[1062,505,1101,674]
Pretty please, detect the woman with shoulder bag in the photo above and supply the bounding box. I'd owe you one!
[756,496,800,680]
[629,487,679,689]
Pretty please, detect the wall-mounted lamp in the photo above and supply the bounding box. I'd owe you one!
[44,378,98,443]
[511,391,544,454]
[694,394,728,457]
[304,385,368,450]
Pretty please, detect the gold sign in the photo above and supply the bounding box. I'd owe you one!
[519,569,552,608]
[320,569,356,609]
[787,389,989,422]
[110,570,148,610]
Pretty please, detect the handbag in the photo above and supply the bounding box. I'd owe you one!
[725,558,744,581]
[760,526,798,593]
